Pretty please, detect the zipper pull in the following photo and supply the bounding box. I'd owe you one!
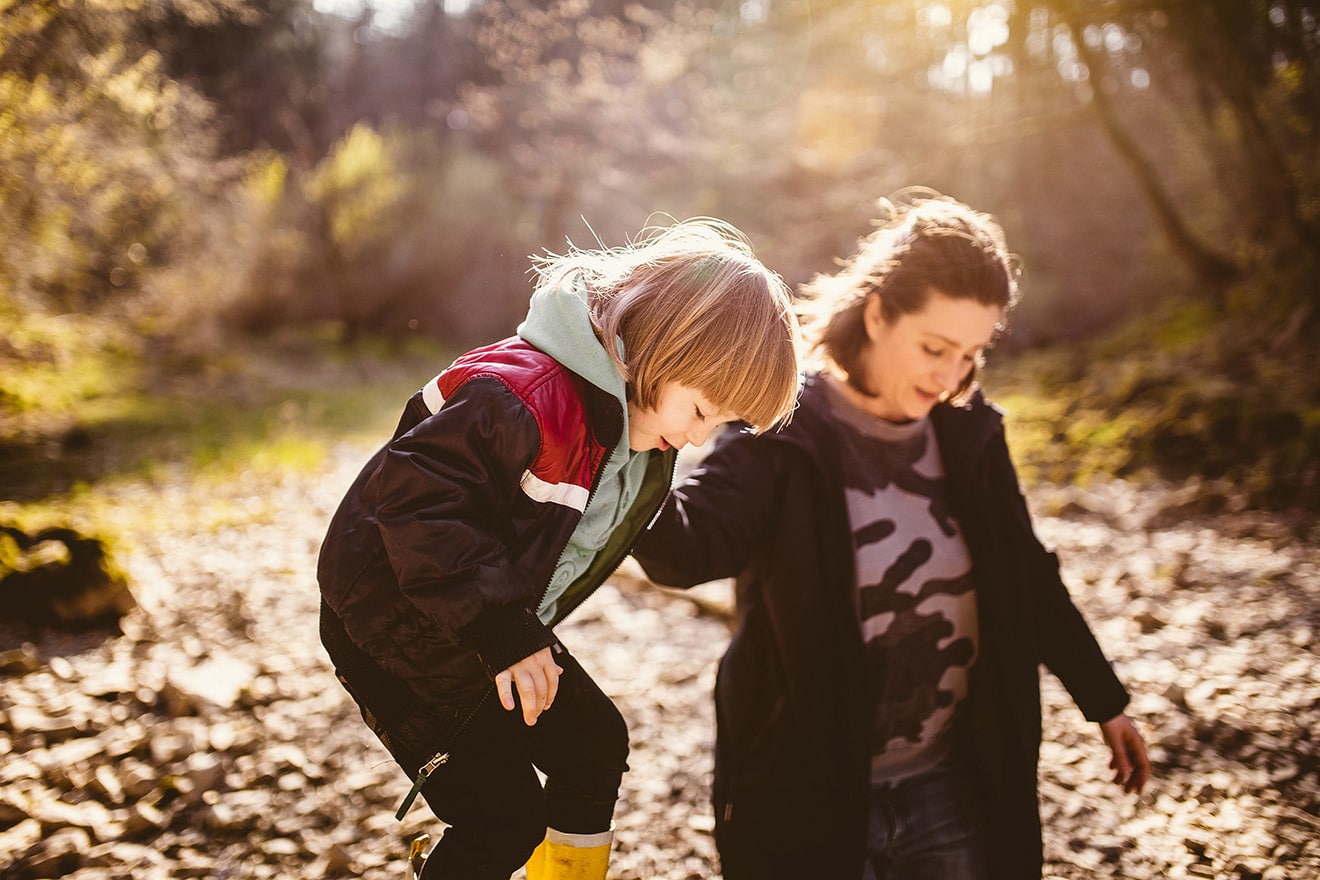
[396,751,449,820]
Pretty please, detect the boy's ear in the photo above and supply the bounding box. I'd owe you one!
[863,293,885,341]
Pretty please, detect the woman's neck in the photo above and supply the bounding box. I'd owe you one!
[823,370,916,425]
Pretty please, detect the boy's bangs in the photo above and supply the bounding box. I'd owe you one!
[681,279,800,432]
[695,337,799,431]
[580,218,801,426]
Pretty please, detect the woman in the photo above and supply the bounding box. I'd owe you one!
[633,192,1150,879]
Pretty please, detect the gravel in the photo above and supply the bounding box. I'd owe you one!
[1,444,1317,879]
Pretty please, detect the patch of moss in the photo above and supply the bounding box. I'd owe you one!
[987,297,1320,510]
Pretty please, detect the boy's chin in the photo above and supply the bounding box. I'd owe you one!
[628,435,664,452]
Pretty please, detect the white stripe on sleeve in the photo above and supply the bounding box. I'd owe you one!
[421,375,446,414]
[520,469,590,511]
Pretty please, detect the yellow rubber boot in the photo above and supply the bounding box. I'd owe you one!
[524,827,613,880]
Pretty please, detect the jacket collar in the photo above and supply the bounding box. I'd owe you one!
[929,385,1005,475]
[758,372,1004,476]
[579,378,626,451]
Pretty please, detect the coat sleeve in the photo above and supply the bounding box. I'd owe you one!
[369,376,558,676]
[986,433,1131,724]
[633,426,788,588]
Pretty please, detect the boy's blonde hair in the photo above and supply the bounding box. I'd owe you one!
[533,219,800,432]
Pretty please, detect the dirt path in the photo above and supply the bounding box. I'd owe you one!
[1,444,1317,879]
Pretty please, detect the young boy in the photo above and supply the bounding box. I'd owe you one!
[316,219,801,880]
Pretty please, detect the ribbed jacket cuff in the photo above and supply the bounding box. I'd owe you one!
[469,607,558,678]
[1079,680,1131,725]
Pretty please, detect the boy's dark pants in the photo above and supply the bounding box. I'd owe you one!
[322,607,628,879]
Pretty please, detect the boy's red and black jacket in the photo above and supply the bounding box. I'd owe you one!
[317,336,653,695]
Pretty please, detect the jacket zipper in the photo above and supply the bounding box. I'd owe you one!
[551,447,676,624]
[541,439,615,614]
[395,684,493,820]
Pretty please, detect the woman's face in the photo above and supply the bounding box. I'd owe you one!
[852,289,1003,422]
[627,382,735,452]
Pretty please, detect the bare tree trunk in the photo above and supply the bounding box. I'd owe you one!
[1193,1,1320,259]
[1060,8,1242,305]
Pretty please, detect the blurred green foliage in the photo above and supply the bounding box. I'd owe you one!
[305,124,406,248]
[989,292,1320,510]
[0,302,446,505]
[0,49,195,309]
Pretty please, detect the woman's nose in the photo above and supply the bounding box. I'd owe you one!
[935,358,967,393]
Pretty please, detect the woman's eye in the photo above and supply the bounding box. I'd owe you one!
[695,406,706,420]
[922,346,943,357]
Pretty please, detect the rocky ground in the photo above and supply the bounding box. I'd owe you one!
[1,442,1318,880]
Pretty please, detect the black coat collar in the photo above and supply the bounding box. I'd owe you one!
[761,372,1004,478]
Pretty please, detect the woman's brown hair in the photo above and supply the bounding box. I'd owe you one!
[799,189,1020,405]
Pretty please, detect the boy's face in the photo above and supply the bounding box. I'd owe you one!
[628,383,735,452]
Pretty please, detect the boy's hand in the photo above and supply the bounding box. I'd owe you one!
[495,647,563,726]
[1099,713,1151,794]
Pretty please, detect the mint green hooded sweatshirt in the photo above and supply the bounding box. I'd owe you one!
[517,280,652,625]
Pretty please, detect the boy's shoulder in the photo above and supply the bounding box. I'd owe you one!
[438,336,588,406]
[436,337,601,440]
[437,336,611,488]
[441,336,564,391]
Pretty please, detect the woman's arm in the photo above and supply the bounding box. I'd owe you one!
[985,432,1151,793]
[983,434,1131,722]
[633,427,786,588]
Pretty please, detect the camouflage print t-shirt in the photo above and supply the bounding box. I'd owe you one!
[821,377,979,785]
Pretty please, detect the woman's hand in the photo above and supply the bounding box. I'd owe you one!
[495,647,563,726]
[1099,713,1151,794]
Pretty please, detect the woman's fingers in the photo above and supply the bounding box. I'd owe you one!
[1099,714,1151,795]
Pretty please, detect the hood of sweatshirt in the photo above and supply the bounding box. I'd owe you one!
[516,276,651,626]
[517,278,627,407]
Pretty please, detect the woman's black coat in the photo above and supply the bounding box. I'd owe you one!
[633,375,1130,879]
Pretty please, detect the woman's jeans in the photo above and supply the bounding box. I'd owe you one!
[861,757,989,880]
[333,637,629,880]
